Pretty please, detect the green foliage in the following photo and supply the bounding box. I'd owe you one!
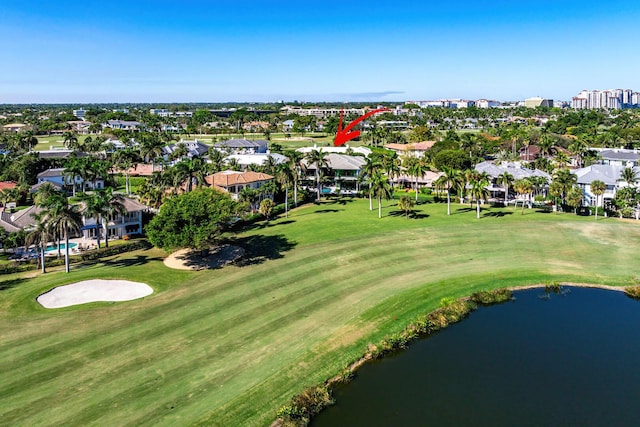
[433,149,471,171]
[624,285,640,299]
[470,289,513,305]
[146,188,242,250]
[277,385,334,426]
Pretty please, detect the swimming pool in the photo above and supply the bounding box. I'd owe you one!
[45,243,78,253]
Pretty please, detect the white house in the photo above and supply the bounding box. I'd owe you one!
[33,168,104,193]
[81,197,147,240]
[573,164,637,206]
[225,153,288,170]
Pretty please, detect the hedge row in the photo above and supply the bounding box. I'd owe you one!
[0,239,153,275]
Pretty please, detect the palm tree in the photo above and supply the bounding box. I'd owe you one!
[80,188,125,248]
[370,171,391,218]
[548,181,563,213]
[62,131,79,150]
[434,166,462,215]
[398,195,414,219]
[139,137,166,172]
[496,172,514,204]
[113,148,140,195]
[552,168,577,205]
[41,195,82,273]
[359,156,382,211]
[590,179,606,221]
[276,162,295,218]
[567,186,584,214]
[285,150,304,207]
[305,149,328,202]
[405,156,430,203]
[25,219,51,274]
[381,152,401,194]
[173,156,208,192]
[468,174,490,219]
[620,167,638,188]
[513,179,533,214]
[33,181,63,206]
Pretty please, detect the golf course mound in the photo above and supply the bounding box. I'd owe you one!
[37,279,153,308]
[163,244,245,270]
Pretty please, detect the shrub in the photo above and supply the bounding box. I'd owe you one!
[470,289,513,305]
[277,385,334,426]
[625,285,640,299]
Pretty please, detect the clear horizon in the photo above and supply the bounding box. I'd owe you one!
[1,1,639,104]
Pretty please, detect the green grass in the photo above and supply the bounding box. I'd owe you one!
[1,199,640,426]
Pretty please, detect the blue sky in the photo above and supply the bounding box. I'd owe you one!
[1,1,639,103]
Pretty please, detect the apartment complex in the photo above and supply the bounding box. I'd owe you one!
[571,89,640,109]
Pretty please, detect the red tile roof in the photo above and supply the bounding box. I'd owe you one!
[0,181,18,191]
[205,171,273,188]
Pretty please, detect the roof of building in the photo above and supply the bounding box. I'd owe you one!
[0,181,18,191]
[121,197,148,212]
[226,153,288,166]
[574,164,636,186]
[205,170,274,187]
[214,139,268,149]
[29,181,64,193]
[295,145,372,156]
[0,205,42,232]
[36,168,66,178]
[37,150,85,160]
[599,149,640,161]
[475,161,551,180]
[2,123,26,128]
[384,141,436,151]
[324,153,367,170]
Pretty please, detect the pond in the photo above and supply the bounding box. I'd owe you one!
[311,287,640,426]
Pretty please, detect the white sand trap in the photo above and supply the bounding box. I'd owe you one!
[37,279,153,308]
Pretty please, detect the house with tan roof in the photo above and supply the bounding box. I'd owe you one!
[205,170,274,201]
[2,123,27,133]
[384,141,436,158]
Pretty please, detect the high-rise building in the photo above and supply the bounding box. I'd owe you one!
[571,89,639,109]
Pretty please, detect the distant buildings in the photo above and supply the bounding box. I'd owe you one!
[571,89,640,109]
[524,97,553,108]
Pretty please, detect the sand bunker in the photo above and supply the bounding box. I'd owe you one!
[163,244,245,271]
[37,279,153,308]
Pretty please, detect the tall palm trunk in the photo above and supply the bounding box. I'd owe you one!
[315,170,320,201]
[369,190,373,211]
[447,191,451,216]
[595,195,599,221]
[104,215,110,248]
[378,195,382,219]
[477,200,481,219]
[293,177,298,207]
[285,186,289,218]
[96,215,102,249]
[521,195,526,215]
[64,228,70,273]
[40,245,46,274]
[415,176,419,203]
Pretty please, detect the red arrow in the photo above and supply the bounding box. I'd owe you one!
[334,108,390,146]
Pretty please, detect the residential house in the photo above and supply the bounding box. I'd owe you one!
[33,168,104,193]
[519,145,541,162]
[2,123,27,133]
[103,120,143,132]
[384,141,436,158]
[225,153,288,170]
[281,120,295,131]
[301,153,367,194]
[598,149,640,167]
[0,205,42,233]
[296,144,372,157]
[67,120,92,134]
[394,171,443,189]
[212,139,268,154]
[81,197,147,240]
[163,139,210,162]
[475,161,551,200]
[205,170,274,201]
[0,181,18,192]
[573,164,635,207]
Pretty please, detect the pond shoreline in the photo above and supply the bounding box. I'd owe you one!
[273,282,635,426]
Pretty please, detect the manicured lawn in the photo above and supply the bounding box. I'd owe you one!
[1,198,639,426]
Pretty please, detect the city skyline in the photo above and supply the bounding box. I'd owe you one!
[1,1,640,103]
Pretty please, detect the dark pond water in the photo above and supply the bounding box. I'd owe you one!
[311,287,640,427]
